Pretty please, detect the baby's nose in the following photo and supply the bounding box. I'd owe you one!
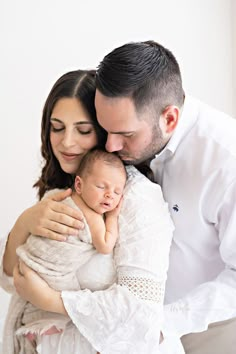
[105,191,113,198]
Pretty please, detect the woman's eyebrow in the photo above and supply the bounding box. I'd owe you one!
[50,118,94,125]
[74,121,94,125]
[50,118,63,123]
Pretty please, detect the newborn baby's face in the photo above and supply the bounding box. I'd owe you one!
[80,160,126,214]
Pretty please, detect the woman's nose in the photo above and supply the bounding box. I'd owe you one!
[61,130,76,148]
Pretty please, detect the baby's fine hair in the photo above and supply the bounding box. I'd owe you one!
[76,148,127,178]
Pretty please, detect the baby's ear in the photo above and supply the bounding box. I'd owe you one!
[74,176,83,194]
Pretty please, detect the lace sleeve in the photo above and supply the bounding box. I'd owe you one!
[62,167,174,353]
[119,274,165,302]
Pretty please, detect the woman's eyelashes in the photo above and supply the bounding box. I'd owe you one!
[50,124,93,135]
[50,126,64,132]
[79,130,93,135]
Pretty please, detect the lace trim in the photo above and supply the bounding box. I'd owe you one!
[119,274,165,303]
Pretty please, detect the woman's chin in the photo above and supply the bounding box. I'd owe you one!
[61,164,79,175]
[58,158,81,174]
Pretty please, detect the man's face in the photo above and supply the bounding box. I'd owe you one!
[95,91,168,165]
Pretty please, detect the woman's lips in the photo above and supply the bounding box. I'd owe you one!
[61,152,80,161]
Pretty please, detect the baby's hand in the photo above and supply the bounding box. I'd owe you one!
[105,196,123,219]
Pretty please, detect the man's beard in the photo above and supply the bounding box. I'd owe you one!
[119,124,167,166]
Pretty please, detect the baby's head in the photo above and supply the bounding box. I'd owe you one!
[74,149,127,214]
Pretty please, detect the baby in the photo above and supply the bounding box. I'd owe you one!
[72,148,127,254]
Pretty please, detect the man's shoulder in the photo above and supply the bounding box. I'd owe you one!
[186,96,236,156]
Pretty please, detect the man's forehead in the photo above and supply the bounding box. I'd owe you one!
[98,116,137,133]
[95,93,139,130]
[95,91,134,111]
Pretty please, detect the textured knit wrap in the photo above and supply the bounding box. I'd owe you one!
[3,196,96,354]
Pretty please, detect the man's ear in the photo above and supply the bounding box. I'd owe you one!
[160,105,180,135]
[74,176,83,194]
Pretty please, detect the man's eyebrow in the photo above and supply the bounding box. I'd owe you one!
[109,131,133,134]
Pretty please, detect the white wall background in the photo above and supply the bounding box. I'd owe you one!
[0,0,235,343]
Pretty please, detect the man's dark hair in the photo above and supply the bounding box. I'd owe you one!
[96,40,184,115]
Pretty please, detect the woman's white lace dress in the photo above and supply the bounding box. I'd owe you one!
[0,166,180,353]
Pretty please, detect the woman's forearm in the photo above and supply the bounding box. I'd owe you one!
[3,189,84,276]
[14,261,68,315]
[46,290,67,315]
[3,209,30,276]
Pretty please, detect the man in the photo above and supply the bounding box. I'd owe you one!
[95,40,236,354]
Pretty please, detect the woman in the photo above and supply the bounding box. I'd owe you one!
[0,70,176,353]
[2,69,105,279]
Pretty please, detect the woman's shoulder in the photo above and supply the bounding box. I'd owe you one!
[125,165,162,194]
[123,165,170,216]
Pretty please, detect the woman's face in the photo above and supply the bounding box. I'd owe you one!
[50,97,98,174]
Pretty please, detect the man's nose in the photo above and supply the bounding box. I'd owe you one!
[105,133,123,152]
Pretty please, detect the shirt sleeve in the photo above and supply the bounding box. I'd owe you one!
[0,234,14,293]
[61,166,174,354]
[163,180,236,337]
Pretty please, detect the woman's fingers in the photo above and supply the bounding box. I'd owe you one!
[13,261,26,294]
[50,200,84,223]
[13,261,21,280]
[28,190,85,240]
[18,260,24,275]
[35,203,84,238]
[13,261,55,310]
[38,225,79,241]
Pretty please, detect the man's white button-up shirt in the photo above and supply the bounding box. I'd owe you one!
[151,96,236,336]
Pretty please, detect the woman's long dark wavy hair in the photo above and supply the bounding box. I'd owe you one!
[34,70,107,200]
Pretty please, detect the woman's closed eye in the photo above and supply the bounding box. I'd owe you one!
[51,125,64,132]
[50,124,93,135]
[78,129,93,135]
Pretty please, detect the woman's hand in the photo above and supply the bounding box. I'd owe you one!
[4,189,84,276]
[24,188,84,241]
[13,260,67,315]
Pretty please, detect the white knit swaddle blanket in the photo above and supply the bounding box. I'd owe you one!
[3,196,96,354]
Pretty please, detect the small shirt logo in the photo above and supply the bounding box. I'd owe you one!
[173,204,179,212]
